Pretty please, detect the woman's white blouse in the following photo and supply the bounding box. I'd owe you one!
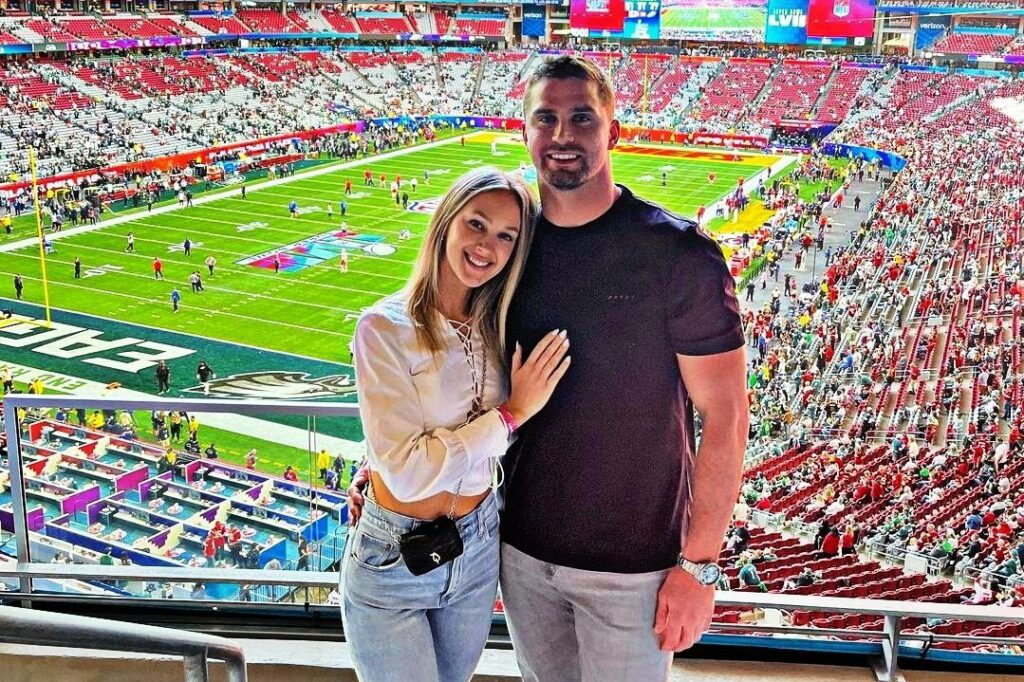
[353,293,510,502]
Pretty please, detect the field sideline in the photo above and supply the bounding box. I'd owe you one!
[0,132,789,364]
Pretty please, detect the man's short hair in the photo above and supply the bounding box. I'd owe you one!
[523,55,616,116]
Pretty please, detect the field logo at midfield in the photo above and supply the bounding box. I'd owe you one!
[237,228,395,272]
[407,197,443,216]
[183,371,357,400]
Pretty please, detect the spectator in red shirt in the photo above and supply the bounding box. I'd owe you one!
[821,528,841,557]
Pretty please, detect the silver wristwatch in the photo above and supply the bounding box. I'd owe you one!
[677,555,721,586]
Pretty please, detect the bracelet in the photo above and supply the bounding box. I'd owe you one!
[496,403,519,437]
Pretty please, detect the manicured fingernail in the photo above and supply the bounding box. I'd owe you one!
[559,329,567,338]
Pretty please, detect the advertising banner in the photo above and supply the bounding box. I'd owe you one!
[591,0,661,39]
[765,0,809,44]
[806,0,876,39]
[523,3,549,35]
[915,14,949,51]
[67,35,204,51]
[569,0,627,31]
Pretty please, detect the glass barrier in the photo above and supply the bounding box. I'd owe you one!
[1,394,355,605]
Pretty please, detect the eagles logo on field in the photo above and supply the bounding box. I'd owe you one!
[183,371,357,400]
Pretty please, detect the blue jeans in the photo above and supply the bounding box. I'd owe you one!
[341,492,500,682]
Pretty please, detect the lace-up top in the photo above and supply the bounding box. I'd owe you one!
[353,292,509,502]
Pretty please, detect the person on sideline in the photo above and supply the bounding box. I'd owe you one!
[342,167,570,682]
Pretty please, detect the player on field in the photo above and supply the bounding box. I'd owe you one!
[345,179,352,195]
[410,177,418,193]
[196,361,216,395]
[126,232,135,253]
[327,203,334,220]
[339,248,348,273]
[288,200,298,218]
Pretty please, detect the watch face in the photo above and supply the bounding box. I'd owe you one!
[699,564,721,586]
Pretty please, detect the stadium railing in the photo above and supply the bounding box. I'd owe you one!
[4,394,1024,682]
[0,602,247,681]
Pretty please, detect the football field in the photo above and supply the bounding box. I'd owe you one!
[0,133,786,365]
[660,7,767,35]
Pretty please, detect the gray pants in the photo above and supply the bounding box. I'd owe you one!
[500,543,673,682]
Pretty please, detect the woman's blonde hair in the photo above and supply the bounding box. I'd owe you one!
[406,166,537,368]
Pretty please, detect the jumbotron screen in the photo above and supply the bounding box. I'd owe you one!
[569,0,628,30]
[660,0,767,43]
[805,0,876,38]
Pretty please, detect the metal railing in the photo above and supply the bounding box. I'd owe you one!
[0,603,247,681]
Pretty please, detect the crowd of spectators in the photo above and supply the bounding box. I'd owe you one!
[736,68,1024,628]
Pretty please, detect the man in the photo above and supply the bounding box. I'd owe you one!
[170,287,181,313]
[13,274,23,300]
[497,56,748,680]
[183,237,192,257]
[126,232,135,252]
[316,448,331,481]
[240,181,247,199]
[204,442,219,459]
[153,258,163,280]
[205,255,216,277]
[196,360,215,395]
[155,360,170,395]
[73,257,81,279]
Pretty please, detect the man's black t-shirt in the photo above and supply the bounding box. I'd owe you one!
[502,185,744,574]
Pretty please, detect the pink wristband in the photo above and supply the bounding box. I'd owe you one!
[496,404,519,437]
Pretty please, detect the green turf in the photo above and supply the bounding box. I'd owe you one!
[0,135,782,364]
[660,7,767,32]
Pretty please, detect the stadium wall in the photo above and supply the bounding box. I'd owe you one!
[0,122,365,194]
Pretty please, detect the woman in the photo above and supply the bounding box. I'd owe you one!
[342,167,570,682]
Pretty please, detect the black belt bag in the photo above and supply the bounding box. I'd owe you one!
[399,515,464,576]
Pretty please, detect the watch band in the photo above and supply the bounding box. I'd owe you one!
[677,555,720,585]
